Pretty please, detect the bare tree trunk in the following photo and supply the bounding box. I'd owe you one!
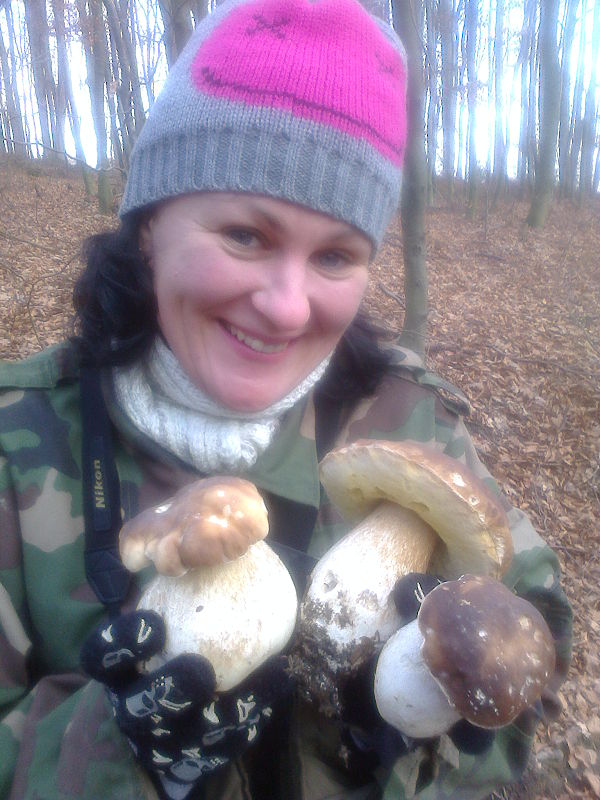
[101,0,145,166]
[77,0,114,211]
[578,0,599,197]
[492,0,506,200]
[132,0,161,107]
[0,106,9,154]
[0,17,27,156]
[439,0,457,195]
[567,0,587,194]
[105,61,126,169]
[77,0,109,170]
[158,0,194,65]
[527,0,561,228]
[558,0,580,196]
[517,0,537,191]
[51,0,86,164]
[517,8,530,184]
[24,0,58,158]
[593,129,600,193]
[392,0,428,360]
[106,15,133,159]
[50,8,66,159]
[191,0,209,26]
[456,13,466,181]
[66,88,87,167]
[139,0,166,107]
[424,0,438,203]
[124,0,146,130]
[527,7,539,187]
[3,3,30,156]
[465,0,478,214]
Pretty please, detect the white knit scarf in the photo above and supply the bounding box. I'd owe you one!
[113,337,331,473]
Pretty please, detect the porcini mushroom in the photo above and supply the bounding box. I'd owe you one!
[295,440,513,711]
[120,477,298,692]
[374,574,555,738]
[120,476,270,576]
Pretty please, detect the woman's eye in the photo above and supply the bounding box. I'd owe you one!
[317,250,349,270]
[225,228,260,247]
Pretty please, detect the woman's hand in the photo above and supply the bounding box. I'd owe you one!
[81,610,292,799]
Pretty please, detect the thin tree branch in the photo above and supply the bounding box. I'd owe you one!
[1,135,125,175]
[377,280,405,308]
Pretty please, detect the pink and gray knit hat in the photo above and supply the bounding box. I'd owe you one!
[120,0,407,249]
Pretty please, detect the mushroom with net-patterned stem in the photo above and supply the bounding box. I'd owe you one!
[119,476,298,691]
[374,574,556,738]
[293,440,513,715]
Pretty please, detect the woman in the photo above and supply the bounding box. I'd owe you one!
[0,0,571,798]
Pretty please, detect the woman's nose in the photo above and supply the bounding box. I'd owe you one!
[251,259,311,331]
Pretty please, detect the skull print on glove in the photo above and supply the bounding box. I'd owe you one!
[81,610,292,800]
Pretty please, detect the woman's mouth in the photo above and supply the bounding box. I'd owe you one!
[224,322,288,354]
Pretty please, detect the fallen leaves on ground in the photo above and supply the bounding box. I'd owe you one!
[1,156,598,799]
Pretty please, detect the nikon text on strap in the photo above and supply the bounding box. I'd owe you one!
[80,366,130,616]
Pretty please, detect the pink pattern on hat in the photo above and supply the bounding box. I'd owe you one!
[190,0,406,165]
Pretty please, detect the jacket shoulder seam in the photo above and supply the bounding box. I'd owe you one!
[0,343,79,390]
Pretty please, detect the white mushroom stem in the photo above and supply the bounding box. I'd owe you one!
[301,502,439,652]
[139,540,298,692]
[354,501,440,572]
[374,619,461,738]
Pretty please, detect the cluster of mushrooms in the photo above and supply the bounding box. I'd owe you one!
[119,440,556,741]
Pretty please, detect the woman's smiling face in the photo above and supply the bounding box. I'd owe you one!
[141,192,371,413]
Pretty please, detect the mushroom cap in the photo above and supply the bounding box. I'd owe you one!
[419,574,556,728]
[119,477,269,576]
[319,440,513,579]
[139,540,298,691]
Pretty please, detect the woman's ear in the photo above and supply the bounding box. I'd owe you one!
[138,218,154,266]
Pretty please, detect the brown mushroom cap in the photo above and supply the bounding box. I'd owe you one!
[419,574,556,728]
[119,477,269,576]
[319,440,513,579]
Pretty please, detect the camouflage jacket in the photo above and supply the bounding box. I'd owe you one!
[0,342,572,800]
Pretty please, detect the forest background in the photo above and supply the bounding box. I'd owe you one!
[1,0,600,214]
[0,0,599,798]
[2,0,600,355]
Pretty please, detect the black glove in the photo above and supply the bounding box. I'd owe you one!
[337,573,442,773]
[390,571,443,624]
[338,656,410,775]
[81,610,292,799]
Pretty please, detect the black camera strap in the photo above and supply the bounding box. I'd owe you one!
[80,366,130,617]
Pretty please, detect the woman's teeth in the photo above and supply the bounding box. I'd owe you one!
[227,324,287,354]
